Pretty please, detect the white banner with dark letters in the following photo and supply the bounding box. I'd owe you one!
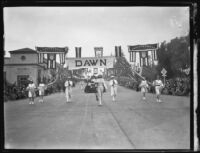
[65,56,115,70]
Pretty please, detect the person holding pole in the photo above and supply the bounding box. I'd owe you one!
[95,75,107,106]
[153,75,164,102]
[26,80,36,104]
[109,75,118,101]
[64,76,73,102]
[38,80,46,103]
[139,76,149,100]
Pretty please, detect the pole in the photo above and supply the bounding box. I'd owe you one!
[163,76,166,86]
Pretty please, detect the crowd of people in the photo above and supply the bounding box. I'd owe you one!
[162,77,190,96]
[117,76,190,97]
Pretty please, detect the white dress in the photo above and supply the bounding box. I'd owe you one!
[27,83,36,98]
[65,80,73,99]
[109,79,118,96]
[38,83,45,96]
[139,80,148,93]
[154,80,164,95]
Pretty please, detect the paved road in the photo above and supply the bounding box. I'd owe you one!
[4,82,190,149]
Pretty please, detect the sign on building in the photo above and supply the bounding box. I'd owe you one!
[65,56,115,70]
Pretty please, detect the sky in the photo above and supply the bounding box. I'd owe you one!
[3,7,189,60]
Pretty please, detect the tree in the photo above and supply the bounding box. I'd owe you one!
[156,34,190,78]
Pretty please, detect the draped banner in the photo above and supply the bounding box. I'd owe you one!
[75,47,81,58]
[36,46,68,66]
[38,53,44,63]
[130,52,136,62]
[115,46,122,57]
[94,47,103,57]
[65,56,115,70]
[47,53,56,69]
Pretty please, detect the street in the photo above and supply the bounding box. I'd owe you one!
[4,82,190,149]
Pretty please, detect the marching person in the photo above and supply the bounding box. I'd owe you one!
[91,75,99,101]
[38,80,46,103]
[26,80,36,104]
[139,76,149,100]
[153,75,164,102]
[95,75,107,106]
[64,76,73,102]
[109,75,118,101]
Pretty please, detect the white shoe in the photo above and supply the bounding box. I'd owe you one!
[143,97,146,100]
[158,99,162,102]
[156,99,159,102]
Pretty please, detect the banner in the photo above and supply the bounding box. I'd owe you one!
[38,53,44,63]
[130,52,136,62]
[115,46,122,57]
[65,57,115,70]
[94,47,103,57]
[75,47,81,58]
[47,53,56,69]
[128,43,158,51]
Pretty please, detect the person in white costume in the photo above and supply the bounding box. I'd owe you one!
[95,75,107,106]
[38,81,46,103]
[64,76,73,102]
[153,75,164,102]
[139,77,149,100]
[109,75,118,101]
[26,80,36,104]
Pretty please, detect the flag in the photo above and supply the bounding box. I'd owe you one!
[115,46,122,57]
[38,53,44,63]
[47,53,56,69]
[94,47,103,57]
[130,51,136,62]
[75,47,82,58]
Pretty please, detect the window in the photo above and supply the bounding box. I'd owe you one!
[21,55,26,61]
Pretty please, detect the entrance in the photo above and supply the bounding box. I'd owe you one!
[17,75,29,87]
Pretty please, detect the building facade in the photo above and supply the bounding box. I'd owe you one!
[4,48,47,87]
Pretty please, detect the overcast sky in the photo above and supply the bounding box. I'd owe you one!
[4,7,189,59]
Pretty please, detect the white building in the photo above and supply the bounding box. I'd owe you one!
[4,48,47,86]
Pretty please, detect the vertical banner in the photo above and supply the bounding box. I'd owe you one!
[115,46,122,57]
[94,47,103,57]
[47,53,56,69]
[59,53,62,65]
[154,50,157,60]
[38,53,44,63]
[130,52,136,62]
[132,52,136,62]
[75,47,82,58]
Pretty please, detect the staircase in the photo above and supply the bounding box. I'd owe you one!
[114,56,144,82]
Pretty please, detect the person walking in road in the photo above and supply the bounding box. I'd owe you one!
[153,75,164,102]
[109,75,118,102]
[95,75,107,106]
[64,76,73,102]
[26,80,36,104]
[139,77,149,100]
[38,80,46,103]
[91,75,99,101]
